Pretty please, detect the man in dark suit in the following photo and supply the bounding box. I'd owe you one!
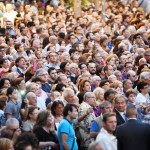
[116,105,150,150]
[114,94,127,126]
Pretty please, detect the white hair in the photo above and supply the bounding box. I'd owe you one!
[140,72,150,81]
[63,88,74,98]
[91,76,101,83]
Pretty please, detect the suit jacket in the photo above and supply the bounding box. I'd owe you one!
[114,109,126,126]
[116,119,150,150]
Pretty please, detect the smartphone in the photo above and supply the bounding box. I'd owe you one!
[22,39,25,44]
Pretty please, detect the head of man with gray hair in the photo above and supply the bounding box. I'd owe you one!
[114,70,122,82]
[140,72,150,85]
[100,101,112,115]
[5,118,21,140]
[84,92,96,107]
[144,49,150,63]
[63,88,75,104]
[69,63,79,76]
[26,92,37,107]
[36,68,49,83]
[91,76,101,90]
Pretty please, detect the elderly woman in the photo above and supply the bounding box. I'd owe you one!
[33,110,59,150]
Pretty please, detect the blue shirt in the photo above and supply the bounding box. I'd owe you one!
[58,118,78,150]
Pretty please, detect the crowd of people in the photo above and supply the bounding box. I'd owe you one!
[0,0,150,150]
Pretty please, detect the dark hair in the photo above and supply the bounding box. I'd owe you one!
[104,88,117,100]
[14,78,24,87]
[0,95,8,110]
[14,43,21,51]
[60,62,68,72]
[63,104,77,117]
[6,86,17,97]
[27,106,37,120]
[55,84,66,92]
[43,37,50,49]
[14,132,39,150]
[100,80,109,87]
[0,78,10,89]
[103,112,116,122]
[77,92,85,104]
[48,67,56,74]
[51,100,64,116]
[137,81,148,92]
[15,56,25,67]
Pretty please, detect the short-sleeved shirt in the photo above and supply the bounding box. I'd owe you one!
[4,100,21,121]
[58,118,78,150]
[90,120,100,132]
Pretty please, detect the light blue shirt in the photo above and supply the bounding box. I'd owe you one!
[58,118,78,150]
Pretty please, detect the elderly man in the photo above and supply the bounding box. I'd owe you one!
[62,88,75,106]
[78,92,96,149]
[91,75,101,91]
[1,118,21,143]
[90,101,113,139]
[127,70,137,88]
[35,68,51,93]
[69,63,79,82]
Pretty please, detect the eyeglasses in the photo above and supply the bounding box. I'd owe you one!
[10,127,21,133]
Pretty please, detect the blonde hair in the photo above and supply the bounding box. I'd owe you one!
[0,138,13,150]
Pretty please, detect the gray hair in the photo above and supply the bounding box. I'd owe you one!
[6,118,19,128]
[100,101,112,109]
[83,92,95,101]
[91,76,101,83]
[35,68,47,77]
[63,88,74,98]
[26,82,37,93]
[26,92,36,100]
[140,72,150,81]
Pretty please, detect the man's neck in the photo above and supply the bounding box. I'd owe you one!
[66,116,72,122]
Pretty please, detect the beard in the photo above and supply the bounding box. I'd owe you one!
[89,70,96,75]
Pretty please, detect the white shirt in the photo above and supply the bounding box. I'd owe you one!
[96,128,117,150]
[37,97,46,110]
[135,93,149,104]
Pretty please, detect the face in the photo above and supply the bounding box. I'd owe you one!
[17,58,26,69]
[30,108,39,121]
[24,146,32,150]
[3,80,11,88]
[9,89,18,101]
[108,57,116,66]
[39,71,49,82]
[140,85,149,94]
[88,63,96,75]
[0,48,6,58]
[102,104,112,114]
[50,70,58,80]
[106,65,114,76]
[65,92,74,103]
[70,107,78,119]
[86,94,96,107]
[115,97,126,112]
[125,63,133,72]
[47,114,54,125]
[29,94,37,106]
[18,80,25,90]
[83,81,91,92]
[60,76,68,86]
[55,103,64,116]
[8,123,21,138]
[144,52,150,63]
[128,93,136,103]
[49,53,58,63]
[103,116,117,134]
[115,72,122,81]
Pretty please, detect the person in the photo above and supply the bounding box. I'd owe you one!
[116,105,150,150]
[96,112,117,150]
[51,100,64,130]
[22,106,39,132]
[58,104,78,150]
[0,138,14,150]
[114,94,127,126]
[90,101,112,139]
[33,110,59,150]
[14,132,39,150]
[0,118,21,143]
